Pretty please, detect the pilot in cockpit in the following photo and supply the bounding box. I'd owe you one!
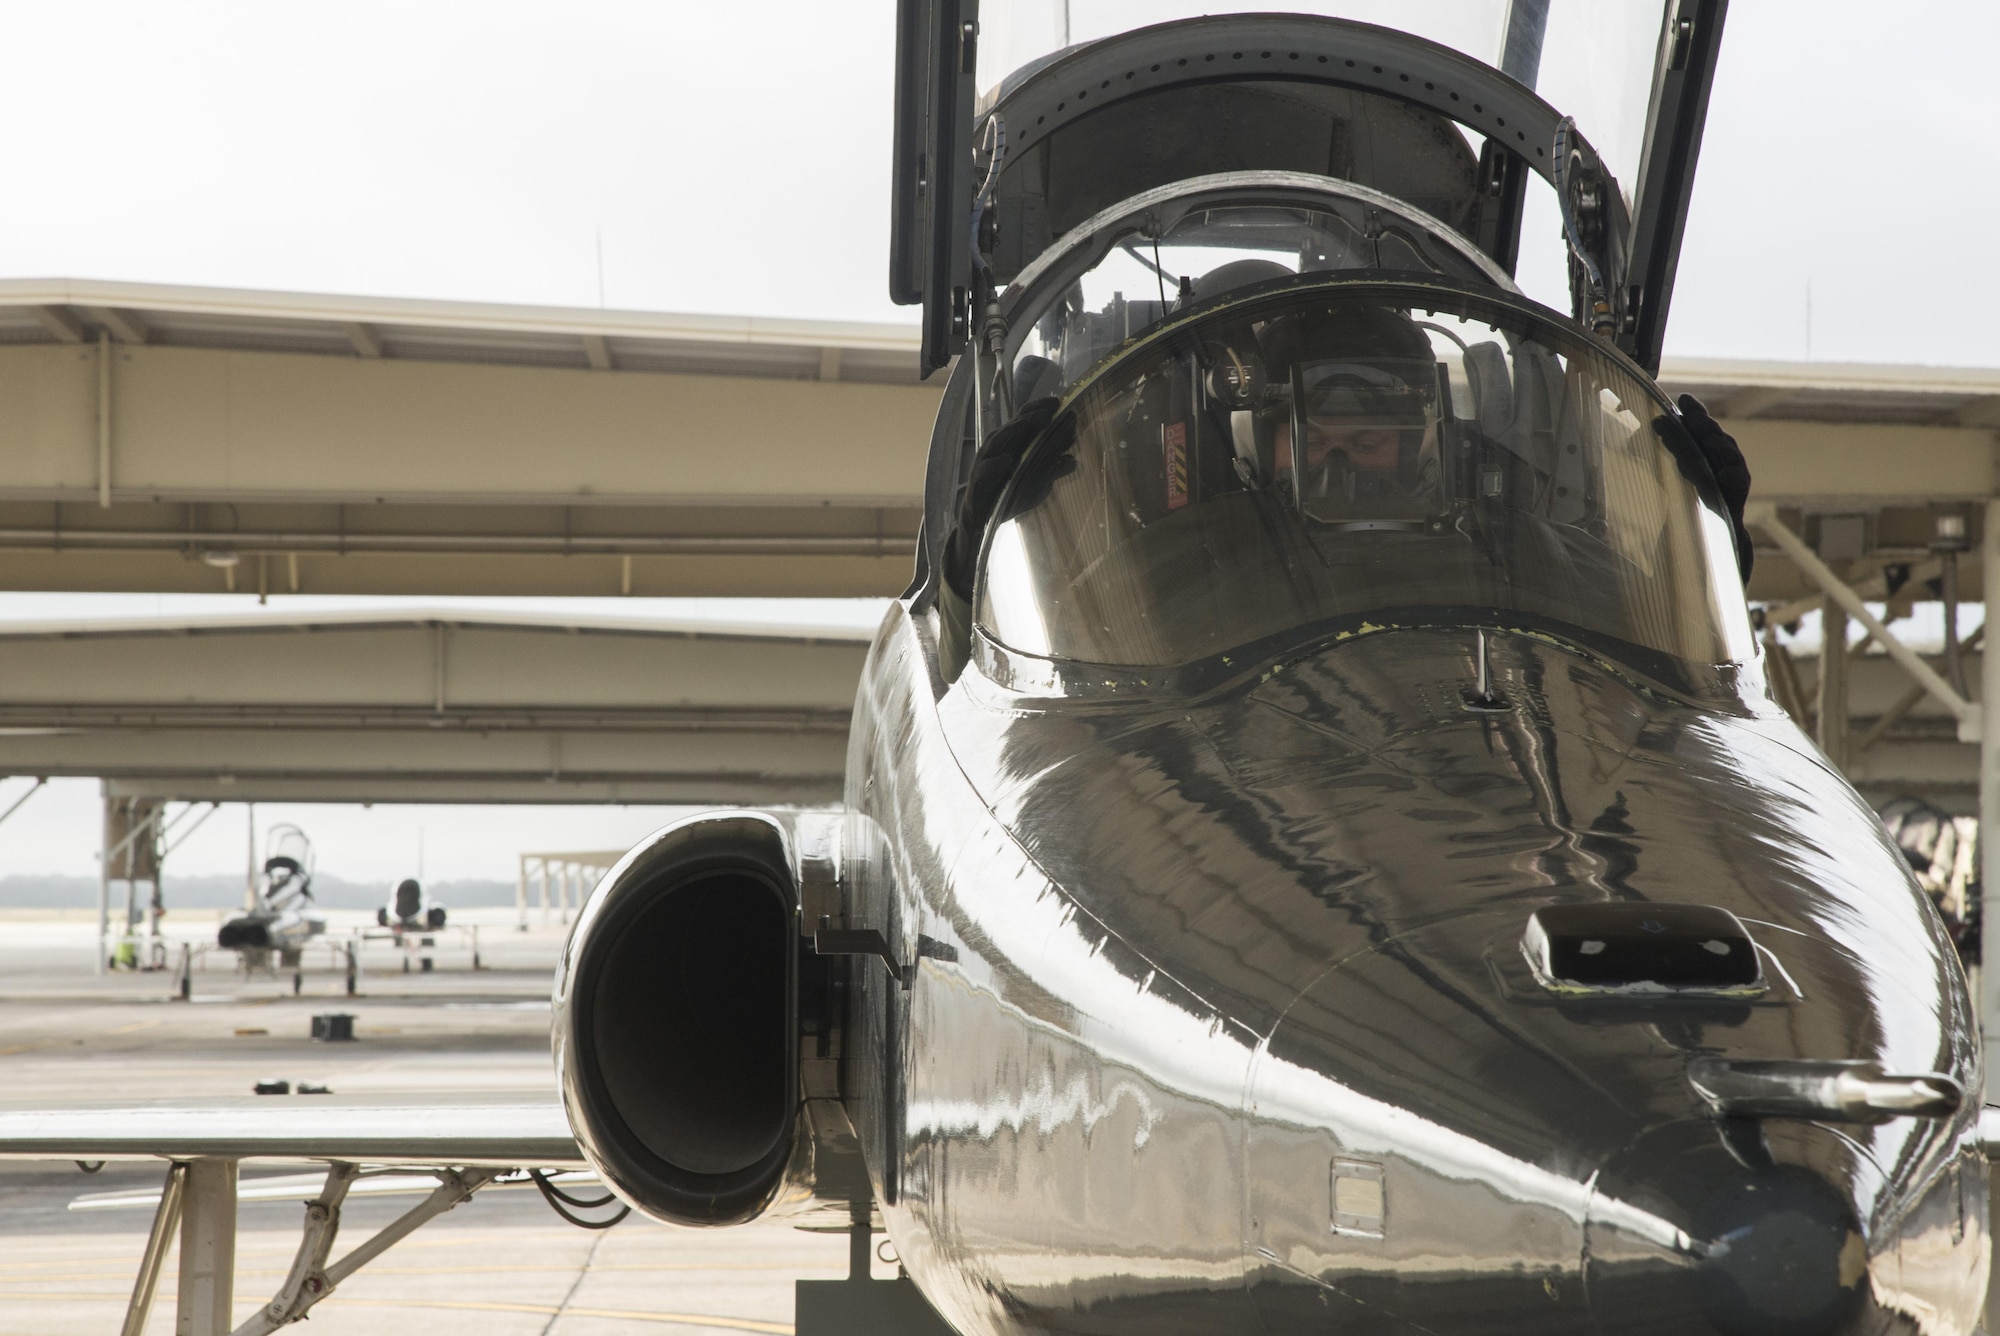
[1254,306,1444,526]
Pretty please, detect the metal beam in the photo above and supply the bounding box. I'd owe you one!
[0,525,914,557]
[1817,598,1850,768]
[342,322,383,358]
[0,333,936,595]
[1728,420,1998,505]
[0,612,864,805]
[581,334,613,371]
[1660,355,2000,403]
[1959,397,2000,429]
[0,277,925,367]
[100,772,841,805]
[178,1159,237,1336]
[0,543,917,598]
[1751,505,1980,738]
[31,304,87,343]
[1858,623,1986,755]
[0,343,937,505]
[122,1162,184,1336]
[24,731,847,804]
[162,802,220,855]
[0,609,868,704]
[94,307,150,345]
[1721,385,1792,419]
[1764,557,1943,634]
[97,333,112,509]
[235,1167,501,1335]
[0,777,47,829]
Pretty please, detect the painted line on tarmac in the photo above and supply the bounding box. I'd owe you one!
[0,1292,796,1333]
[332,1298,794,1331]
[0,1018,157,1055]
[0,1261,815,1280]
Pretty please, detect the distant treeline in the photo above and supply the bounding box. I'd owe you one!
[0,873,520,910]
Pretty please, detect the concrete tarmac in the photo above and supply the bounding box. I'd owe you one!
[0,910,858,1335]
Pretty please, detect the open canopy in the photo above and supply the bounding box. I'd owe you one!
[891,0,1724,375]
[975,2,1670,190]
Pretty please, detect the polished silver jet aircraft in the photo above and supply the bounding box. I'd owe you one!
[0,5,1988,1336]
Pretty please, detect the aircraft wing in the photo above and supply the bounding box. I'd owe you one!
[0,1093,583,1167]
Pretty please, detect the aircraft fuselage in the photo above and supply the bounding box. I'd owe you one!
[842,605,1986,1336]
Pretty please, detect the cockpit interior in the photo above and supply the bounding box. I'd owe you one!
[978,281,1754,679]
[901,2,1748,696]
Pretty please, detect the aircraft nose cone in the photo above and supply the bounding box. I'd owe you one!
[1687,1167,1866,1336]
[1586,1123,1870,1336]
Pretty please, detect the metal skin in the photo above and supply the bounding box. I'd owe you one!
[836,509,1987,1330]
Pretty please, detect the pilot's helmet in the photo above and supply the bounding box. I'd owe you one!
[1189,257,1292,303]
[1258,306,1439,508]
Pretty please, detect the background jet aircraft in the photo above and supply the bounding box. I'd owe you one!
[216,822,327,981]
[0,6,1989,1336]
[378,876,448,972]
[377,877,447,935]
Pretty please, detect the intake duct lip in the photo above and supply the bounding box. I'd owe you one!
[1522,901,1764,997]
[555,812,799,1227]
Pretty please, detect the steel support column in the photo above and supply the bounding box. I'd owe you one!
[95,784,110,976]
[176,1158,237,1336]
[122,1162,185,1336]
[1818,598,1851,771]
[1981,498,2000,1096]
[1752,506,1980,736]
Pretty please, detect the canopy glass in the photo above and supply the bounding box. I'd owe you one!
[1002,178,1511,408]
[976,281,1753,675]
[977,0,1669,196]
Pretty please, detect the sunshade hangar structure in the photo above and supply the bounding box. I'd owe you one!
[2,6,1996,1336]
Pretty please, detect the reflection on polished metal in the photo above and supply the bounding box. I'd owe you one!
[1688,1059,1963,1123]
[0,7,1992,1336]
[841,598,1986,1336]
[837,1,1991,1315]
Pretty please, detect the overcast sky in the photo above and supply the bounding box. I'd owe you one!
[0,1,1990,363]
[0,2,1989,886]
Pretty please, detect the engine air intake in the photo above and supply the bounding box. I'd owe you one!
[556,812,799,1226]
